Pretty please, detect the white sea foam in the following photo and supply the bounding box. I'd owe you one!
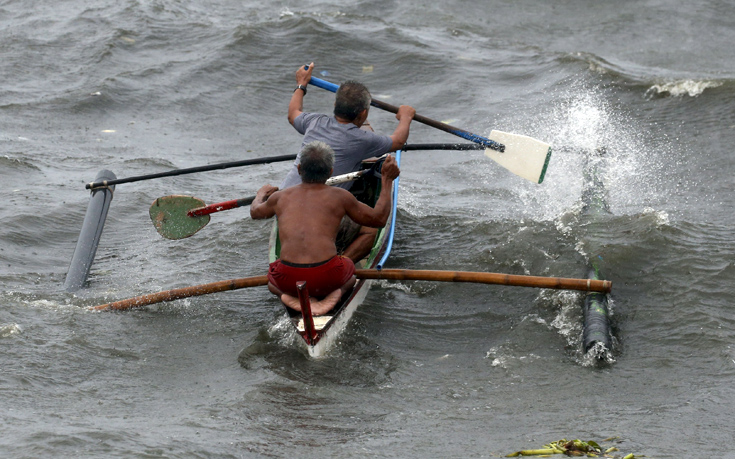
[643,207,670,227]
[375,279,421,294]
[647,79,722,97]
[520,313,547,326]
[1,323,23,338]
[27,299,73,311]
[268,314,299,347]
[484,346,541,369]
[581,342,616,366]
[574,240,588,258]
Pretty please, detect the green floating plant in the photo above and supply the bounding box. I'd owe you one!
[505,438,642,458]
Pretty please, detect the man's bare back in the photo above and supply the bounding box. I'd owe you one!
[251,155,399,263]
[266,185,352,264]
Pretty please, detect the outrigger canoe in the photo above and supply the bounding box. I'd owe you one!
[268,155,394,358]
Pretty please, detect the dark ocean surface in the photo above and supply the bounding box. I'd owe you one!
[2,1,734,457]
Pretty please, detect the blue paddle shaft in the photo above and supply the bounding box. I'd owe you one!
[307,75,504,152]
[309,76,339,92]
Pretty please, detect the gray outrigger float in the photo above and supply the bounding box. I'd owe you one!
[268,156,393,358]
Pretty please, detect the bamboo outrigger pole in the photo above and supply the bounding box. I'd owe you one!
[91,275,269,311]
[357,269,612,293]
[90,269,611,312]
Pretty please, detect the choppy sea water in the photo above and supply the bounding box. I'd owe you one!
[2,1,735,457]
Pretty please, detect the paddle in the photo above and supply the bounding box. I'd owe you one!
[85,154,297,190]
[149,167,376,240]
[149,195,253,240]
[91,269,611,311]
[308,75,552,184]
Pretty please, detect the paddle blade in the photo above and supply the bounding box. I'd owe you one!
[484,130,552,184]
[149,195,211,240]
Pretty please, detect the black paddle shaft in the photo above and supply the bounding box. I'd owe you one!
[402,143,484,151]
[85,154,297,190]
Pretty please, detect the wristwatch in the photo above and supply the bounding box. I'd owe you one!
[294,85,307,95]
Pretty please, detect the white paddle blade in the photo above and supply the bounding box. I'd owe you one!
[485,130,552,184]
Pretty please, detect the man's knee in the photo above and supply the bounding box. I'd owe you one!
[268,282,284,296]
[359,226,378,237]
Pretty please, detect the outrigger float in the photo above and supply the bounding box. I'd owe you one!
[580,147,614,356]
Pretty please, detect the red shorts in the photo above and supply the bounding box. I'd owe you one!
[268,255,356,297]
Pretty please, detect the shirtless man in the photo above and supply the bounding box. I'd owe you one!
[281,62,415,263]
[250,141,400,315]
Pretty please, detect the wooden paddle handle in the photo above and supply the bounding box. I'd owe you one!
[355,269,612,293]
[188,196,256,217]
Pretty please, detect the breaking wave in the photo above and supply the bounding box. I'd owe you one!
[646,79,723,98]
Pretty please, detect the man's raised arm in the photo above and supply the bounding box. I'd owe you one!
[388,105,416,151]
[288,62,314,126]
[343,155,400,227]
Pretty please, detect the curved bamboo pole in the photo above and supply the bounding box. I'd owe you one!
[91,269,611,312]
[355,269,611,293]
[91,275,268,311]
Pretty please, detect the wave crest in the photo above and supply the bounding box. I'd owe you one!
[646,79,723,98]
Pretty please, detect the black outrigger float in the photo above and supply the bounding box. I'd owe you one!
[580,147,613,356]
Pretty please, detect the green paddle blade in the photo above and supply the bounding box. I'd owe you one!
[149,195,211,240]
[485,130,552,184]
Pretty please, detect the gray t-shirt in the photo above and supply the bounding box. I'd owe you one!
[280,112,393,190]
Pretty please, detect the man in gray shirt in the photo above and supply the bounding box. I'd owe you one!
[281,62,416,262]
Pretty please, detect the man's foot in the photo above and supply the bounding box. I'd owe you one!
[280,293,303,311]
[280,288,343,316]
[310,289,343,315]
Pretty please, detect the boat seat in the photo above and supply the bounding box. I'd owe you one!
[296,315,332,332]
